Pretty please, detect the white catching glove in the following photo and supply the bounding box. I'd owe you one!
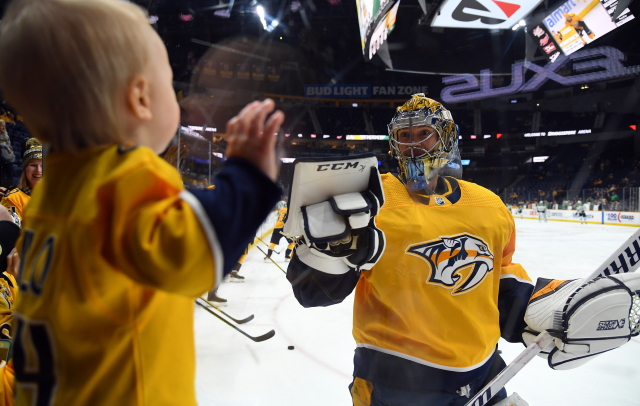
[297,169,385,274]
[523,274,640,370]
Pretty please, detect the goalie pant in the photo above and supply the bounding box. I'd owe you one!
[286,174,535,399]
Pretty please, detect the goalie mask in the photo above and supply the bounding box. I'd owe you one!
[388,94,461,192]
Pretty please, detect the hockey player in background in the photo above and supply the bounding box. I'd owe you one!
[264,199,295,261]
[514,204,523,219]
[575,200,587,224]
[0,1,283,405]
[536,200,548,222]
[286,94,640,406]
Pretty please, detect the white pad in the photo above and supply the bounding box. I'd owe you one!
[296,244,351,275]
[524,279,584,333]
[349,212,370,230]
[525,274,640,370]
[330,192,372,230]
[301,201,348,242]
[283,154,381,238]
[331,192,370,212]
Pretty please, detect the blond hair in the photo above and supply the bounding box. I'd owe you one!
[0,0,150,153]
[18,171,29,191]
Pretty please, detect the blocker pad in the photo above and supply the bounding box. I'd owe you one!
[283,154,381,238]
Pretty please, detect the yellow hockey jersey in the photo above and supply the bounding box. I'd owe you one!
[14,145,222,406]
[0,272,16,406]
[353,174,530,371]
[286,173,534,391]
[274,207,287,229]
[1,189,29,221]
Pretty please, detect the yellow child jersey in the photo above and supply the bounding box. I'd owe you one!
[274,207,287,228]
[1,189,29,221]
[14,145,222,406]
[0,272,16,406]
[288,174,533,392]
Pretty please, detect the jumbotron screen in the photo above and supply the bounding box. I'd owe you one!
[530,0,635,62]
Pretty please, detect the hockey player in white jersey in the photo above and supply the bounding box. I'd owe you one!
[575,200,587,224]
[536,201,547,222]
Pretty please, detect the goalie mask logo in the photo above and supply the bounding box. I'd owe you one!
[406,234,494,295]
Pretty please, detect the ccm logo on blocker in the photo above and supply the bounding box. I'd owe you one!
[316,162,366,172]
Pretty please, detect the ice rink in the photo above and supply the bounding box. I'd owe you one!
[194,219,640,406]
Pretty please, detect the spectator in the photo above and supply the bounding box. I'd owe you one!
[0,206,21,405]
[0,137,42,220]
[0,120,14,188]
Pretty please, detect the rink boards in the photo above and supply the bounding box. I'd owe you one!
[511,208,640,226]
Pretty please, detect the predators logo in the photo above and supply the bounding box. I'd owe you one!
[0,277,14,310]
[406,233,494,295]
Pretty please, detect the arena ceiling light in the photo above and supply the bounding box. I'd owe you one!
[256,5,267,29]
[255,5,279,32]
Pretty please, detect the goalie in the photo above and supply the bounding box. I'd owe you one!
[285,94,640,406]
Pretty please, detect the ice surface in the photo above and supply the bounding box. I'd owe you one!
[195,219,640,405]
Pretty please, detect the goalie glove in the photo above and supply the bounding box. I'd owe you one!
[523,274,640,370]
[298,168,385,272]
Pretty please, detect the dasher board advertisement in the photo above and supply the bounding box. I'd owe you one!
[542,0,635,57]
[431,0,543,29]
[356,0,401,60]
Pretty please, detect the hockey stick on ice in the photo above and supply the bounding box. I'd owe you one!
[464,227,640,406]
[195,298,276,342]
[254,244,287,275]
[199,297,255,324]
[254,235,281,255]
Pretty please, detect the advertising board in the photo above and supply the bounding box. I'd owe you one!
[542,0,635,57]
[431,0,543,29]
[511,209,640,227]
[356,0,401,61]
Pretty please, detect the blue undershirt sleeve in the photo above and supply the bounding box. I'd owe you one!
[498,277,534,343]
[188,157,281,276]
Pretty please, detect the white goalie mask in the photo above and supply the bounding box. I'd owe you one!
[388,94,461,192]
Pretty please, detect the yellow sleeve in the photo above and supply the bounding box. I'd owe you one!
[0,361,14,406]
[0,194,22,220]
[107,160,218,297]
[0,273,16,339]
[0,274,15,406]
[500,228,531,282]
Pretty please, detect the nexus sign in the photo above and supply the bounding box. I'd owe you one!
[440,46,640,103]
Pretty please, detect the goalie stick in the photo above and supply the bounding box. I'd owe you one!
[464,227,640,406]
[195,298,276,342]
[255,235,281,255]
[199,297,254,324]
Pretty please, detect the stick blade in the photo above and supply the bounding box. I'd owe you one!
[252,329,276,342]
[234,314,255,324]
